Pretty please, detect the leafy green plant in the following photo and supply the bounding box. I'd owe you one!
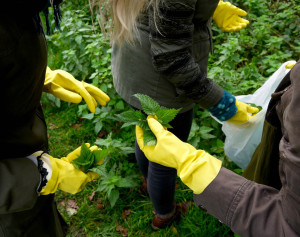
[44,0,300,235]
[117,94,181,146]
[72,143,109,172]
[95,133,134,157]
[91,160,138,208]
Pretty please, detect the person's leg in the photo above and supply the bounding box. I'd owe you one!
[134,107,194,180]
[135,139,149,179]
[147,109,194,215]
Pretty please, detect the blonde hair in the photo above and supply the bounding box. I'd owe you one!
[89,0,164,44]
[90,0,147,44]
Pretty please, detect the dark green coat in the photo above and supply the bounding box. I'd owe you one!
[112,0,223,112]
[0,10,66,237]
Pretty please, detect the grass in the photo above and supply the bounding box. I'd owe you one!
[42,95,233,236]
[38,0,299,235]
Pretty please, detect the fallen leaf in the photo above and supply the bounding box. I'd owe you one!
[89,191,96,201]
[116,221,128,237]
[72,124,83,129]
[67,199,79,210]
[65,199,79,216]
[96,204,104,210]
[122,210,131,219]
[66,207,78,216]
[97,130,108,138]
[96,199,103,204]
[171,226,178,236]
[49,122,59,130]
[58,201,66,207]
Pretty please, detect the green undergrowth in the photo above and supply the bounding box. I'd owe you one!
[43,0,299,236]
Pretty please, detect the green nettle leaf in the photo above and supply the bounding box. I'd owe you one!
[117,110,147,129]
[93,149,109,164]
[115,178,138,188]
[116,110,137,122]
[91,165,107,178]
[81,113,94,120]
[95,121,103,134]
[134,94,161,115]
[156,108,180,125]
[117,94,181,146]
[72,143,92,170]
[143,129,157,146]
[108,189,119,208]
[73,143,107,173]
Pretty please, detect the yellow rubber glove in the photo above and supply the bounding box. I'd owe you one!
[32,144,100,195]
[44,67,110,113]
[227,100,259,124]
[136,117,222,194]
[213,0,249,32]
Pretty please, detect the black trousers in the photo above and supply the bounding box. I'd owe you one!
[134,108,194,215]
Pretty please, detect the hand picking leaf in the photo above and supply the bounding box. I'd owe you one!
[247,103,262,112]
[117,94,181,146]
[73,143,109,172]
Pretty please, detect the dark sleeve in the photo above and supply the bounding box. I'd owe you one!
[0,158,41,214]
[278,60,300,235]
[193,63,300,237]
[148,0,223,109]
[1,0,48,15]
[193,168,298,237]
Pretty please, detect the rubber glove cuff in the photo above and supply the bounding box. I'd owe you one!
[26,151,52,193]
[27,147,99,195]
[177,148,222,194]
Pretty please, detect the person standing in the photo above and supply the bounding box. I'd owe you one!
[0,1,109,236]
[91,0,257,229]
[136,61,300,236]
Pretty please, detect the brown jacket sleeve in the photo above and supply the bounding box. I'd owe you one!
[194,168,298,237]
[0,158,40,214]
[194,61,300,237]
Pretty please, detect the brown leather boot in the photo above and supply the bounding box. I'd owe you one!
[151,201,192,230]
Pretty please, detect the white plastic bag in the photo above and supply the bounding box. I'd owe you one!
[221,61,295,169]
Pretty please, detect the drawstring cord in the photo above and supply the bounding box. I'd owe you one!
[43,0,63,35]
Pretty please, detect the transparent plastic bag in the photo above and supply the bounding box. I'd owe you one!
[221,61,296,169]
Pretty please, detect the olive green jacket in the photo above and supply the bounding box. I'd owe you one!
[112,0,223,112]
[0,13,66,236]
[194,61,300,237]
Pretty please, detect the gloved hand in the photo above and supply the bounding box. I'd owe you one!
[213,0,249,32]
[31,144,100,195]
[44,67,110,113]
[227,100,259,124]
[136,117,222,194]
[285,62,296,69]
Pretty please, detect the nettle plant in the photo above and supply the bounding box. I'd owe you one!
[72,143,109,172]
[72,140,138,208]
[118,94,181,146]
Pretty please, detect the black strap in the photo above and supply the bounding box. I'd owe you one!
[42,0,63,35]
